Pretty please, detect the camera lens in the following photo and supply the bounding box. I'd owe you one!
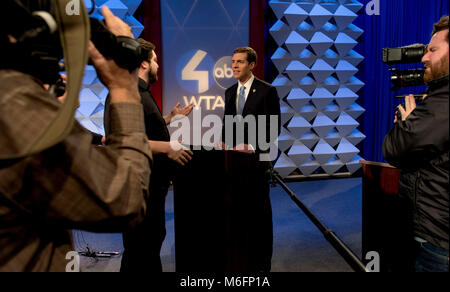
[404,47,426,62]
[390,69,425,90]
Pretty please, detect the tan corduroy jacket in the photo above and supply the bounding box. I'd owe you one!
[0,70,152,272]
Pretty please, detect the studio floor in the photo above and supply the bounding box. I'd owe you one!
[73,177,362,272]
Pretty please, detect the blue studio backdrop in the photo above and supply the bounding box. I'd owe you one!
[160,0,249,145]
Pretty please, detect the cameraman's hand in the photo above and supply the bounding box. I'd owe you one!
[101,6,133,38]
[89,42,140,103]
[397,94,417,121]
[88,6,139,103]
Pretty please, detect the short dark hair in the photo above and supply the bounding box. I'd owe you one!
[233,47,257,65]
[136,38,156,57]
[432,16,449,42]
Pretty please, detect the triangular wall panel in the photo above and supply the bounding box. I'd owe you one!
[270,20,292,46]
[310,59,335,83]
[287,115,312,138]
[288,140,313,165]
[280,101,296,126]
[312,139,336,164]
[312,112,335,138]
[272,47,293,73]
[283,3,309,29]
[297,21,316,41]
[278,128,296,152]
[322,156,345,175]
[310,32,334,57]
[299,102,318,122]
[286,60,311,83]
[274,152,298,178]
[309,4,333,28]
[333,5,358,29]
[299,75,317,94]
[273,75,293,99]
[284,31,310,57]
[286,88,311,111]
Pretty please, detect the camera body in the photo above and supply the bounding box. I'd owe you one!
[382,44,426,65]
[382,44,427,122]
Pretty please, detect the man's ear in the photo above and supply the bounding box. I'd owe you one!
[249,62,256,71]
[141,60,149,70]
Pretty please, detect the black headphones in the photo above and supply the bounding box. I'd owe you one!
[2,0,149,85]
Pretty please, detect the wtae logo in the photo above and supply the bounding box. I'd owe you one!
[179,50,234,94]
[177,50,235,111]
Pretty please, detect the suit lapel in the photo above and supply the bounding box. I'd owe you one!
[242,78,259,115]
[226,83,238,115]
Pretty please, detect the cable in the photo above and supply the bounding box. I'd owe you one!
[88,0,96,15]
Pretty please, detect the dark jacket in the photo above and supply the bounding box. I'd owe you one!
[383,76,449,250]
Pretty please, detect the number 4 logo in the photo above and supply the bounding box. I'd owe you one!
[182,50,209,94]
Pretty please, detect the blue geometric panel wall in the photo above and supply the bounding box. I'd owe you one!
[270,0,366,178]
[76,0,144,136]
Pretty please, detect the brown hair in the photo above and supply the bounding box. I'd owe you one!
[432,16,449,42]
[233,47,257,65]
[136,38,156,56]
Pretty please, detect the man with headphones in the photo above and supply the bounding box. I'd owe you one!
[0,2,152,272]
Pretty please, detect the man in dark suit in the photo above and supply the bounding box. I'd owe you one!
[221,47,280,271]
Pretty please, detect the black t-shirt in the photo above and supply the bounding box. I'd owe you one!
[138,79,170,142]
[104,78,173,187]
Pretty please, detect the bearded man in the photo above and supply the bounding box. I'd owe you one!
[383,16,449,272]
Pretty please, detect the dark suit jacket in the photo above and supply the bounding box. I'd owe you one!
[222,77,281,155]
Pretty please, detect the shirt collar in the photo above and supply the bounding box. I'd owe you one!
[138,78,150,91]
[238,74,254,91]
[427,75,449,92]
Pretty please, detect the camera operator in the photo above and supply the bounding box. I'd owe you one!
[383,16,449,272]
[0,4,152,272]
